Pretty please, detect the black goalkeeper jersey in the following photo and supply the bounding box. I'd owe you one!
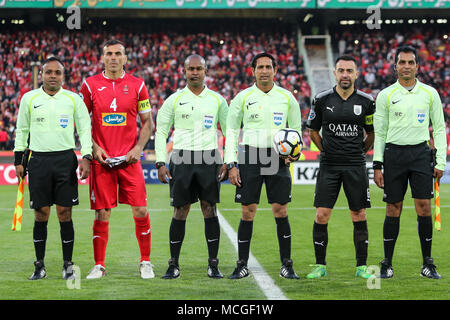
[306,86,375,165]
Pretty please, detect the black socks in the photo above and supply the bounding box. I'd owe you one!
[312,222,328,265]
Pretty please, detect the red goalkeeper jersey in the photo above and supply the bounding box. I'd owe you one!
[80,71,151,157]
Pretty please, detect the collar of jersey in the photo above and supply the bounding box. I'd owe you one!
[332,85,357,101]
[395,79,421,94]
[40,86,63,99]
[253,83,277,95]
[102,70,126,82]
[184,85,209,97]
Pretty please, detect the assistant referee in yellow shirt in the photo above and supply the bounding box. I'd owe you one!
[373,46,446,279]
[14,57,93,281]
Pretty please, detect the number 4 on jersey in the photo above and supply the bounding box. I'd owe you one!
[110,98,117,112]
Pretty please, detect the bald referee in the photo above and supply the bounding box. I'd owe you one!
[155,54,228,279]
[373,46,446,279]
[14,56,92,280]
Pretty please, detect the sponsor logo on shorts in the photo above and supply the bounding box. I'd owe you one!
[102,113,127,126]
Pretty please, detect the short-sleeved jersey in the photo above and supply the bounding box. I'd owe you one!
[224,83,302,164]
[306,87,375,165]
[14,87,92,157]
[155,86,228,163]
[373,79,446,171]
[80,72,151,157]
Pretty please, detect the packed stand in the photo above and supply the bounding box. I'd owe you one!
[0,27,310,152]
[332,25,449,151]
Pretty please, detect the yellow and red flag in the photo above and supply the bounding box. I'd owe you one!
[434,179,441,231]
[11,177,25,231]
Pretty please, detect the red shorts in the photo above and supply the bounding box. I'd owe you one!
[89,161,147,210]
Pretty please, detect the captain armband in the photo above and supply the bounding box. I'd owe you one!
[138,99,151,113]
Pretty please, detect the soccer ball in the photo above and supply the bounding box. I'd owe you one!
[273,129,302,158]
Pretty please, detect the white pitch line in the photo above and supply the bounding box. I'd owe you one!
[216,208,288,301]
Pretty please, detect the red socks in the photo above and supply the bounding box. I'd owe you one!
[133,213,151,262]
[92,214,151,266]
[92,219,109,267]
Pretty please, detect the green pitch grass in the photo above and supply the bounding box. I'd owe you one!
[0,183,449,300]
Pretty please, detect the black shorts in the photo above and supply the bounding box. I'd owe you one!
[235,146,292,205]
[27,149,79,209]
[169,149,222,207]
[383,142,434,203]
[314,164,371,211]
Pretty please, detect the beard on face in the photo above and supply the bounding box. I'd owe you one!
[338,79,352,90]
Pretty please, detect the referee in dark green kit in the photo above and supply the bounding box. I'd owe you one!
[14,56,93,280]
[373,46,446,279]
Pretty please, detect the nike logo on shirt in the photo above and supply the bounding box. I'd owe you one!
[33,104,43,109]
[392,100,401,104]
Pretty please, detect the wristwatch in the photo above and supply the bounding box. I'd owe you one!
[373,161,383,170]
[82,154,93,161]
[156,162,166,169]
[227,162,237,170]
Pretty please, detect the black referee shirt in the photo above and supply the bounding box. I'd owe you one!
[306,86,375,165]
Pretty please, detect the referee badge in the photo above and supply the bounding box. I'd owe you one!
[59,114,70,128]
[204,115,214,129]
[417,109,426,123]
[273,112,284,126]
[353,105,362,116]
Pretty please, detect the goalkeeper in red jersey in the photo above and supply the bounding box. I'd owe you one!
[80,40,154,279]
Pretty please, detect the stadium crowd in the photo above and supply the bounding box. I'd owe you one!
[332,25,450,148]
[0,24,448,152]
[0,27,310,151]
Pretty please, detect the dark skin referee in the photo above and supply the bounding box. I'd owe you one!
[14,57,92,280]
